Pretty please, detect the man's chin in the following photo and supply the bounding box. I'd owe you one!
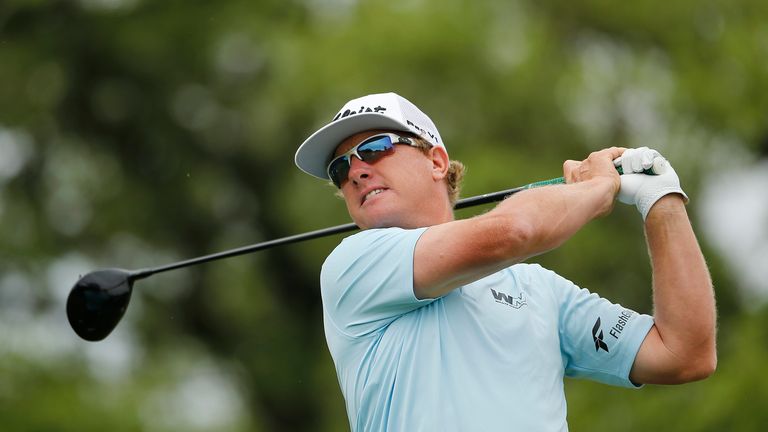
[354,213,401,230]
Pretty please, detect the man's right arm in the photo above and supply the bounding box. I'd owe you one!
[413,147,624,299]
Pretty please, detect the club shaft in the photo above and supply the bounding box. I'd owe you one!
[133,177,568,280]
[133,222,360,279]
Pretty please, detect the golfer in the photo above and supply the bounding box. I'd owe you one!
[295,92,716,431]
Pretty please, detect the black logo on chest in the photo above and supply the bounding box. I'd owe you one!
[490,289,527,309]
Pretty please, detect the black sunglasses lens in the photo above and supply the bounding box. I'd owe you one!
[328,136,396,187]
[357,137,395,163]
[329,157,350,187]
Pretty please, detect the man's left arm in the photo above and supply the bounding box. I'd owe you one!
[629,195,717,384]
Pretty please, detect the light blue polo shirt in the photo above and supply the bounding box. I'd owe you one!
[321,227,654,432]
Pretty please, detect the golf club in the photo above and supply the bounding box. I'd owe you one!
[67,163,662,342]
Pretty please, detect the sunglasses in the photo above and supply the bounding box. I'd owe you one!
[327,133,418,188]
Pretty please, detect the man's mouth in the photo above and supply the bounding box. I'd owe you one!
[362,188,386,204]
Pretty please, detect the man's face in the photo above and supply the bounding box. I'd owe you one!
[332,130,444,229]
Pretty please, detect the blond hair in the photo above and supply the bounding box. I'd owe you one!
[409,137,465,206]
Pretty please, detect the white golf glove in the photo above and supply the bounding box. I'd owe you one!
[614,147,688,220]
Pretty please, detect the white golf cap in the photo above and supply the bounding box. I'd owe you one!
[295,92,446,180]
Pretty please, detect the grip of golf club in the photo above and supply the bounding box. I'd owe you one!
[524,161,665,190]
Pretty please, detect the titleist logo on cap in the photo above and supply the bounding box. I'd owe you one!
[330,104,440,144]
[332,105,387,121]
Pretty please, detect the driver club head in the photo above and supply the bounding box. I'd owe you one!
[66,268,135,341]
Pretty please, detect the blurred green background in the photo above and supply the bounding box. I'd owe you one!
[2,0,767,430]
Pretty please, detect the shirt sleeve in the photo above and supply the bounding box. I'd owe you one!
[320,227,434,338]
[541,266,654,388]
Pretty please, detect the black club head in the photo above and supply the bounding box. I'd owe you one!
[66,269,135,341]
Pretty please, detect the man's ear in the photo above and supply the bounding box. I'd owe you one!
[428,146,450,181]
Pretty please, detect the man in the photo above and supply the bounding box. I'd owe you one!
[295,92,716,431]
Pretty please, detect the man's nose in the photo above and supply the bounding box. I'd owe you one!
[347,156,372,184]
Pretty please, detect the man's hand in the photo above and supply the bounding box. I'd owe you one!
[614,147,688,220]
[563,147,626,216]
